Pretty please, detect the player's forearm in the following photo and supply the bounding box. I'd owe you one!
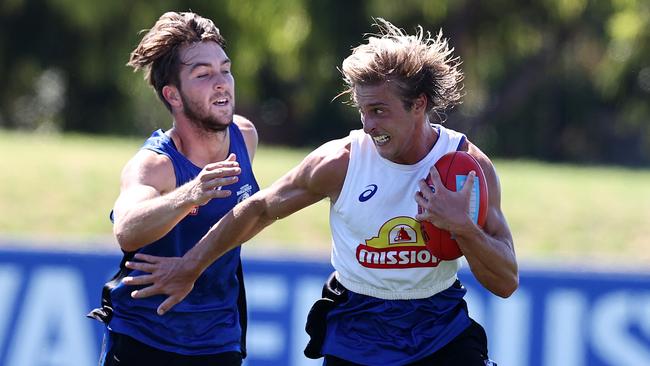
[183,194,275,274]
[114,190,195,252]
[456,226,518,298]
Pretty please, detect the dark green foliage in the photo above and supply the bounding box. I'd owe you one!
[1,0,648,165]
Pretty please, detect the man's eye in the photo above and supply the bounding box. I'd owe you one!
[374,108,384,114]
[197,74,208,78]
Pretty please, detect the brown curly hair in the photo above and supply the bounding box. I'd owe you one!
[340,18,464,118]
[127,12,225,111]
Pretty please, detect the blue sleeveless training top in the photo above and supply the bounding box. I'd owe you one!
[103,123,258,356]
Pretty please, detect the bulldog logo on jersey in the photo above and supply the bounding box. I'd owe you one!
[356,216,441,268]
[237,184,253,203]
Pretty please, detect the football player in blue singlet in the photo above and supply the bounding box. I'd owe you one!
[87,12,259,366]
[123,18,518,366]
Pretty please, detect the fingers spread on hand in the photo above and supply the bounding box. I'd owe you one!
[461,171,476,194]
[223,167,241,176]
[131,285,161,299]
[428,165,443,187]
[211,189,233,199]
[122,274,154,286]
[417,179,434,197]
[132,253,159,263]
[125,260,157,273]
[201,175,239,194]
[205,156,240,171]
[215,175,239,186]
[204,167,241,180]
[414,190,428,206]
[158,296,181,316]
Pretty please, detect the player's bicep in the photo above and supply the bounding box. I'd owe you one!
[482,172,511,240]
[483,179,513,250]
[112,184,160,220]
[112,151,174,221]
[258,142,348,220]
[468,145,513,242]
[260,167,326,221]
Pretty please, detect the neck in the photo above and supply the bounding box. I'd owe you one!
[168,119,230,167]
[422,120,438,154]
[400,120,438,164]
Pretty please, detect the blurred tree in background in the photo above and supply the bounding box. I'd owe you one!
[1,0,649,165]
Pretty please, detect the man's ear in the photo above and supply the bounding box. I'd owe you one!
[162,85,182,109]
[413,93,427,113]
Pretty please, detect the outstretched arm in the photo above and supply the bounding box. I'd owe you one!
[124,138,350,314]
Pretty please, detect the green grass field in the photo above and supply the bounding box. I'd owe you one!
[1,130,649,267]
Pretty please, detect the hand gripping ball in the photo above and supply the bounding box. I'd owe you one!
[418,151,488,260]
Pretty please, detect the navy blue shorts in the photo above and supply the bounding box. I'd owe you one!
[323,319,493,366]
[99,330,242,366]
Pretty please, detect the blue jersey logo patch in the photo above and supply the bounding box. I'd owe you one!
[358,184,378,202]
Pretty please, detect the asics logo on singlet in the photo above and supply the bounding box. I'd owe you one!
[358,184,378,202]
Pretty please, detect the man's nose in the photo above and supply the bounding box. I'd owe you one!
[212,74,227,90]
[362,115,376,134]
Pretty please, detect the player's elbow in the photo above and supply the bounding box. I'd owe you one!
[113,223,146,252]
[114,228,137,252]
[494,274,519,298]
[248,194,278,224]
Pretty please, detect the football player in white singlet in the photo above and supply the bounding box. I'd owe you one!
[124,18,517,366]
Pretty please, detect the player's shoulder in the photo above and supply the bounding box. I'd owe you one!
[306,136,351,168]
[296,136,351,197]
[233,113,257,141]
[462,140,500,191]
[233,114,255,131]
[121,149,175,192]
[233,114,259,159]
[463,141,491,165]
[127,149,172,173]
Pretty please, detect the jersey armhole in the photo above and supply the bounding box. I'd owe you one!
[456,135,467,151]
[331,133,358,212]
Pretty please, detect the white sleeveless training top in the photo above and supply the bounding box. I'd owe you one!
[330,124,467,300]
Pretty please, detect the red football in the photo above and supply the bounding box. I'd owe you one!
[418,151,488,260]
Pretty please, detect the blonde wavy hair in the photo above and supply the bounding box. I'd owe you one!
[340,18,464,118]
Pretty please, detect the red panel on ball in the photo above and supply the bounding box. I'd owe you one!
[418,151,489,260]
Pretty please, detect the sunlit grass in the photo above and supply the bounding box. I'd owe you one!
[497,160,650,266]
[0,131,133,242]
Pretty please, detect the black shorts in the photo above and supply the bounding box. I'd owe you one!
[99,331,242,366]
[324,319,494,366]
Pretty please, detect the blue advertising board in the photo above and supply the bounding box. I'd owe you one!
[0,247,649,366]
